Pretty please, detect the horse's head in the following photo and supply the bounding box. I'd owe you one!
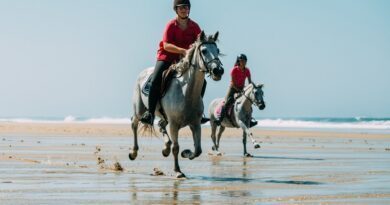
[193,31,224,81]
[247,83,266,110]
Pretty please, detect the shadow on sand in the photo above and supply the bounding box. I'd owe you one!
[252,155,324,161]
[192,176,254,183]
[191,176,323,186]
[265,180,323,185]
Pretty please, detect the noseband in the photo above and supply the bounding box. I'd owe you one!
[192,42,223,75]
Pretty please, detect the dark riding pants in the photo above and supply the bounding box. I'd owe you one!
[224,85,241,108]
[148,60,207,115]
[219,85,241,120]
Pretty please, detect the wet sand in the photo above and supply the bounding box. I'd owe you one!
[1,122,390,204]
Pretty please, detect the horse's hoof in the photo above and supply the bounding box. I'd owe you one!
[254,144,261,149]
[244,153,253,158]
[162,149,171,157]
[212,146,216,151]
[129,152,137,160]
[176,172,186,178]
[181,149,192,158]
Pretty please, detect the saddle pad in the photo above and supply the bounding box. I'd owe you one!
[141,68,177,97]
[141,75,152,96]
[214,100,225,118]
[214,101,234,118]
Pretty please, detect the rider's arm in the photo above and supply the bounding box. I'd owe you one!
[163,42,187,56]
[247,75,253,84]
[247,69,252,84]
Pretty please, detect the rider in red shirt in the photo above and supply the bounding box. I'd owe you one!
[141,0,209,125]
[216,54,256,126]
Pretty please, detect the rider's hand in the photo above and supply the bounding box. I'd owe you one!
[180,48,187,56]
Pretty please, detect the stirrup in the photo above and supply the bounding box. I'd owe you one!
[201,117,210,124]
[140,112,154,125]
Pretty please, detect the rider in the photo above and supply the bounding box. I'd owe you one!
[140,0,209,125]
[215,54,257,127]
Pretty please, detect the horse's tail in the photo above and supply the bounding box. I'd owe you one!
[139,123,157,137]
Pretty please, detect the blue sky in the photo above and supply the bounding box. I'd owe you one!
[0,0,389,118]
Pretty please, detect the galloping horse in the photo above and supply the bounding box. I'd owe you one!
[130,31,224,178]
[208,83,265,157]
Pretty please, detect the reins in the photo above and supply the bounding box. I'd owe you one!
[239,83,262,107]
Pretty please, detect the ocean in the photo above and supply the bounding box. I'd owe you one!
[1,116,390,134]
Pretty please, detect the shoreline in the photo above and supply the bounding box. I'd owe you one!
[1,122,389,139]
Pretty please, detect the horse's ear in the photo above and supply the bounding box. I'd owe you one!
[213,31,219,41]
[199,30,206,41]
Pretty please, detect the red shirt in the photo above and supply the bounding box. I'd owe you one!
[230,66,251,90]
[157,18,201,63]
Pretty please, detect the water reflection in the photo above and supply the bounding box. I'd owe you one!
[171,180,201,205]
[129,177,138,202]
[242,158,248,179]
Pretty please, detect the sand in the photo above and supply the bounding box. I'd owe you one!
[1,122,389,204]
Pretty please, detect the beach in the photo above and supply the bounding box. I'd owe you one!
[1,122,390,204]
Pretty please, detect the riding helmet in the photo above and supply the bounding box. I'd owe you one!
[173,0,191,11]
[237,54,247,61]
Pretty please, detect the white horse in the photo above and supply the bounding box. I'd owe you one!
[208,83,265,157]
[129,31,224,178]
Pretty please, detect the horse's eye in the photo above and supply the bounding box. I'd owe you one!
[201,49,207,55]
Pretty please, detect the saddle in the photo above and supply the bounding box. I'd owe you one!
[215,100,236,125]
[142,67,177,97]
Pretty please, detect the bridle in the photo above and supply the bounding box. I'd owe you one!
[240,83,264,107]
[190,42,223,75]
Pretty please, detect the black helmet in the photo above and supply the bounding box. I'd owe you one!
[237,53,247,61]
[173,0,191,11]
[235,54,247,65]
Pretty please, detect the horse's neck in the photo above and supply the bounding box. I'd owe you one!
[180,56,204,102]
[237,86,253,109]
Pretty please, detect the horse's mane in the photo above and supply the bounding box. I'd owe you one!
[172,34,217,75]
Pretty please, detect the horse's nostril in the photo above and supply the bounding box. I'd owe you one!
[259,104,266,110]
[213,68,224,76]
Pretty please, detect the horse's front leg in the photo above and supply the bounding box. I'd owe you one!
[169,123,185,178]
[238,120,255,157]
[238,117,261,149]
[182,124,202,160]
[129,116,139,160]
[158,120,172,157]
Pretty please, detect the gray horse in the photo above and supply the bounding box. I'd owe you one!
[208,83,265,157]
[129,31,224,178]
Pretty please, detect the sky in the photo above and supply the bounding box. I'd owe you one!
[0,0,389,119]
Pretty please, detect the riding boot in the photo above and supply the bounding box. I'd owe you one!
[140,61,171,125]
[140,94,156,125]
[140,80,159,125]
[200,80,210,124]
[141,78,159,125]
